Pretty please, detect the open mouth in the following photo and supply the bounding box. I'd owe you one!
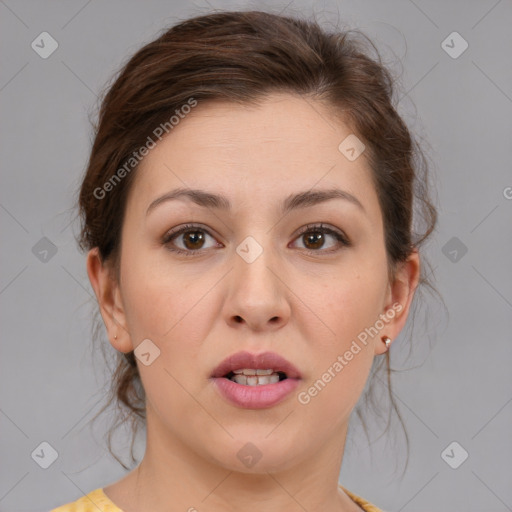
[211,352,301,408]
[224,369,288,385]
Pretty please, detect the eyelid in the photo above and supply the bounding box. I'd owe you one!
[294,223,351,246]
[162,223,218,241]
[162,223,223,251]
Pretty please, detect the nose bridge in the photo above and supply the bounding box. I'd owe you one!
[225,231,290,329]
[234,232,278,297]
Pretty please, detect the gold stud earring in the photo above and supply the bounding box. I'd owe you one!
[382,336,391,350]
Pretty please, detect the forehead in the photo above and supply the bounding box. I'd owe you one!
[127,93,379,218]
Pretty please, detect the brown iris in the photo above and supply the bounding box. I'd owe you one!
[182,230,205,250]
[303,231,324,250]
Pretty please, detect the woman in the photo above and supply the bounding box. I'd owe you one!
[52,9,437,512]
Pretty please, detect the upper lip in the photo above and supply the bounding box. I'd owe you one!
[211,351,302,379]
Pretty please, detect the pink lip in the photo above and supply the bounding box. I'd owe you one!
[210,351,302,409]
[212,376,300,409]
[211,351,302,379]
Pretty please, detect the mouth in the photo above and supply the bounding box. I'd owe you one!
[211,350,302,380]
[224,369,289,386]
[210,351,301,409]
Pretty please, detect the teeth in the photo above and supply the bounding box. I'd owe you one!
[231,373,280,385]
[232,368,275,376]
[256,369,274,375]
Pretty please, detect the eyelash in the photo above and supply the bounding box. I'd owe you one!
[162,223,351,257]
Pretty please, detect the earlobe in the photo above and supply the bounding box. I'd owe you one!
[86,248,133,353]
[376,249,421,355]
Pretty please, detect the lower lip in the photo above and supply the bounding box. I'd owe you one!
[211,377,300,409]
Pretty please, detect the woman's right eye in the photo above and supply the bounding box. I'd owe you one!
[162,224,221,256]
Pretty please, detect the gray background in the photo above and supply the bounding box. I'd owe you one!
[1,0,511,511]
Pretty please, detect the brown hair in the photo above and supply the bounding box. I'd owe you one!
[76,10,440,474]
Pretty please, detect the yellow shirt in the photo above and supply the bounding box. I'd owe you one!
[50,485,384,511]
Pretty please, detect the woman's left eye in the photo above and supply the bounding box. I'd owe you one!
[162,223,350,256]
[291,224,351,253]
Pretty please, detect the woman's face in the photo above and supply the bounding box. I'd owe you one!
[89,93,419,474]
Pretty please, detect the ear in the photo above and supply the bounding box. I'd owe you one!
[86,247,133,353]
[375,249,421,355]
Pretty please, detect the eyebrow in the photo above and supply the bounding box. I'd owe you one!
[146,186,365,216]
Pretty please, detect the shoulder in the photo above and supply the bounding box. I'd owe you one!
[50,488,122,512]
[340,485,387,512]
[50,485,383,512]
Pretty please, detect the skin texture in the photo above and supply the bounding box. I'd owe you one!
[87,93,420,512]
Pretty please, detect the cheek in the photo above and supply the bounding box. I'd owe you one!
[297,350,374,441]
[293,267,386,419]
[303,267,387,351]
[119,261,220,421]
[295,281,379,429]
[120,243,212,337]
[120,251,223,381]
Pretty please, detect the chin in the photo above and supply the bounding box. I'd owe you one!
[204,435,304,475]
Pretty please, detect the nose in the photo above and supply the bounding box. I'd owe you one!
[224,243,291,332]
